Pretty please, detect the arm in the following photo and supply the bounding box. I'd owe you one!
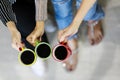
[72,0,96,29]
[0,0,23,51]
[58,0,97,42]
[35,0,47,31]
[35,0,47,21]
[27,0,48,46]
[0,0,17,26]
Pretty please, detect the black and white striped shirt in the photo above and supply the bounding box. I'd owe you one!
[0,0,47,26]
[0,0,17,25]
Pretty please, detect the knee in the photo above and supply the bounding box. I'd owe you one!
[52,0,73,18]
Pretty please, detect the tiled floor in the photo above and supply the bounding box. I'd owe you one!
[0,0,120,80]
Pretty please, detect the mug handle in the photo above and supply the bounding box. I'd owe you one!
[35,40,41,46]
[60,42,72,55]
[59,41,67,45]
[19,47,25,51]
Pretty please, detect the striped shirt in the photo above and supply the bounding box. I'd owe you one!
[0,0,47,26]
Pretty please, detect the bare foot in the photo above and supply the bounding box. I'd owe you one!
[63,39,78,71]
[87,20,103,45]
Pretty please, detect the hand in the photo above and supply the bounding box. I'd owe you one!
[58,23,79,42]
[26,21,44,46]
[11,30,24,51]
[7,21,24,51]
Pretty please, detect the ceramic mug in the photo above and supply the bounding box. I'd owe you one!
[18,48,37,66]
[35,40,52,60]
[52,42,72,62]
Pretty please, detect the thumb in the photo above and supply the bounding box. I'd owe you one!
[31,36,36,44]
[27,35,36,46]
[59,32,69,42]
[31,36,37,46]
[12,43,19,51]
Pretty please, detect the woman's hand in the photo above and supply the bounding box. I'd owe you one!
[58,0,97,42]
[26,21,44,46]
[7,21,24,51]
[11,30,24,51]
[58,23,79,42]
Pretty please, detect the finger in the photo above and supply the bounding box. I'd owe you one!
[97,33,102,44]
[39,37,42,42]
[32,36,36,44]
[26,36,34,45]
[99,34,103,42]
[18,41,24,48]
[99,32,103,40]
[95,37,100,45]
[16,42,24,51]
[21,42,25,48]
[11,43,19,51]
[57,30,64,41]
[30,36,36,46]
[59,36,66,42]
[59,32,69,42]
[64,38,68,43]
[26,36,30,43]
[91,39,94,45]
[95,32,102,44]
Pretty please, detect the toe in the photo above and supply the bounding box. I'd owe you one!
[96,32,103,44]
[90,39,95,45]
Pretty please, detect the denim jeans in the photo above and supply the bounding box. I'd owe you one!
[52,0,104,29]
[51,0,104,39]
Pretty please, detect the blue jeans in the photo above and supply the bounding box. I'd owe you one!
[51,0,104,38]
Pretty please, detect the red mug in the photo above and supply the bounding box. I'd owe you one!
[52,42,72,62]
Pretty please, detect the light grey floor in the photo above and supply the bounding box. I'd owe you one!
[0,0,120,80]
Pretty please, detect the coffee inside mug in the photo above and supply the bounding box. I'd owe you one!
[35,43,51,59]
[20,50,35,65]
[54,45,68,60]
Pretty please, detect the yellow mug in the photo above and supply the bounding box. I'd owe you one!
[18,47,37,66]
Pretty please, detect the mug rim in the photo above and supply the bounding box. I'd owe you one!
[52,44,71,62]
[35,42,52,60]
[18,48,37,66]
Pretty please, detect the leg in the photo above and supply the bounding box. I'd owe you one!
[52,0,78,71]
[51,0,73,30]
[76,0,105,45]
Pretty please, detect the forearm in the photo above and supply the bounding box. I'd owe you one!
[35,0,48,21]
[72,0,96,28]
[6,21,18,35]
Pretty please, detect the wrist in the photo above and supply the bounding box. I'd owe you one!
[71,21,80,29]
[36,21,44,28]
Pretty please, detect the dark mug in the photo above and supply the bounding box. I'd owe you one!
[52,42,72,62]
[35,41,52,60]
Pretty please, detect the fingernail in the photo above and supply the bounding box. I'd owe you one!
[60,39,63,43]
[19,47,22,51]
